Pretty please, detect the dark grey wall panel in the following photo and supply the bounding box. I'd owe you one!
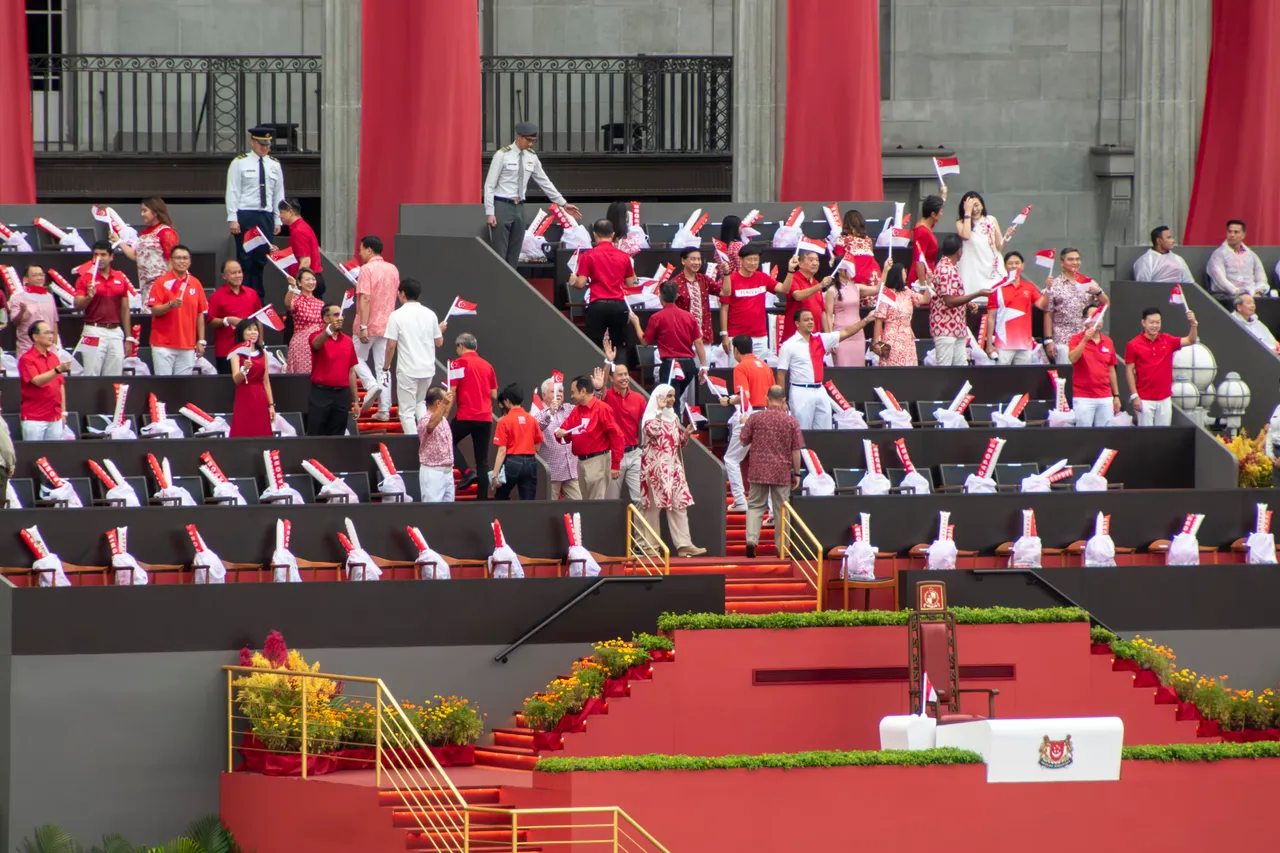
[1119,629,1280,690]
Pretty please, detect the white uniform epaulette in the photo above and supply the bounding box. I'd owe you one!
[234,153,248,159]
[267,154,279,162]
[498,145,511,152]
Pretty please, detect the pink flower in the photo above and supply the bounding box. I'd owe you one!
[263,630,288,667]
[239,646,252,667]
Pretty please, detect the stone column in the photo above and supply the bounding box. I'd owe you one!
[1133,0,1211,240]
[732,0,784,202]
[321,0,362,254]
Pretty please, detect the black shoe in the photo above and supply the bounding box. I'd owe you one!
[745,544,757,559]
[458,470,478,491]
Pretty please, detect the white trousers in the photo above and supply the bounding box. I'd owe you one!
[354,335,390,415]
[1053,343,1071,365]
[80,324,125,376]
[152,347,195,376]
[1073,396,1114,427]
[419,466,455,503]
[21,420,64,441]
[724,417,750,507]
[397,372,433,432]
[1138,396,1173,426]
[750,336,769,358]
[789,385,833,430]
[606,447,643,503]
[932,335,967,366]
[995,348,1037,365]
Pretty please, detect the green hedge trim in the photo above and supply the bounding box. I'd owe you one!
[1121,742,1280,762]
[537,749,983,773]
[656,607,1090,632]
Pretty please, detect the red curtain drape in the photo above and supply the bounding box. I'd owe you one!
[0,0,36,203]
[355,0,480,259]
[779,0,882,201]
[1185,0,1280,244]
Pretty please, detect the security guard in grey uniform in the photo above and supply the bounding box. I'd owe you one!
[483,121,581,267]
[225,124,286,299]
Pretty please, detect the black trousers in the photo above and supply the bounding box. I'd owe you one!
[215,356,233,375]
[585,299,630,355]
[495,454,538,501]
[307,385,351,436]
[452,418,493,501]
[659,357,697,403]
[236,209,275,300]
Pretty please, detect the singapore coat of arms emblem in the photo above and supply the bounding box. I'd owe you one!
[1038,735,1073,769]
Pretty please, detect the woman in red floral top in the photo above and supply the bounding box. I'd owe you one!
[284,268,326,373]
[115,196,178,306]
[836,210,880,285]
[674,247,716,347]
[639,383,705,557]
[718,215,745,277]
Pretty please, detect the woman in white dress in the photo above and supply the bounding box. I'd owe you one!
[955,192,1013,301]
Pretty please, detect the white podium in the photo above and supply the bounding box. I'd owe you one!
[879,714,938,751]
[935,717,1124,783]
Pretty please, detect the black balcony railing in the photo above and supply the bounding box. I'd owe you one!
[28,54,734,158]
[481,55,732,155]
[28,54,322,155]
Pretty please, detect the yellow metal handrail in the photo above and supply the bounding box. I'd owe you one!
[777,502,824,612]
[625,504,670,576]
[223,665,673,853]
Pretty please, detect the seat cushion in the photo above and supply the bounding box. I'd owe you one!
[938,713,987,725]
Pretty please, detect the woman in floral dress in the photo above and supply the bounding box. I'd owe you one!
[871,264,928,367]
[114,196,178,306]
[284,268,326,373]
[639,383,705,557]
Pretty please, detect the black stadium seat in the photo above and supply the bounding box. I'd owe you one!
[833,468,865,495]
[994,462,1040,488]
[645,223,679,245]
[7,478,35,508]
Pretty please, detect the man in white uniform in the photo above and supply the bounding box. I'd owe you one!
[482,121,582,267]
[384,278,446,433]
[224,125,285,299]
[1132,226,1196,284]
[777,308,873,430]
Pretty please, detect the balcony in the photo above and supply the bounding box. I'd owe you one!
[27,54,733,201]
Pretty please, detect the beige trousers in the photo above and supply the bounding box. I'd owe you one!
[642,505,693,551]
[577,453,612,500]
[550,479,583,500]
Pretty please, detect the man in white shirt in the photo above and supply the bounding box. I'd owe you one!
[1207,220,1270,296]
[1132,226,1196,284]
[1231,293,1277,351]
[224,125,285,299]
[384,278,445,433]
[776,308,873,429]
[482,121,582,268]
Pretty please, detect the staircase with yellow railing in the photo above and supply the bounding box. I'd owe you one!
[776,502,824,612]
[224,664,671,853]
[625,504,670,576]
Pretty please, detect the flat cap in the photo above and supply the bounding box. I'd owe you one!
[249,124,275,141]
[514,121,539,138]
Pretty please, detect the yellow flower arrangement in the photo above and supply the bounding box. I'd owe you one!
[1221,428,1273,487]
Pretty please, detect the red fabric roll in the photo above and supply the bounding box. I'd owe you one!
[0,0,35,203]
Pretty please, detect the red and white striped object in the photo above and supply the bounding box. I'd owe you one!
[1169,285,1185,306]
[1011,205,1032,226]
[976,437,1007,479]
[264,450,286,491]
[33,217,69,242]
[778,206,802,229]
[277,519,291,551]
[344,518,362,552]
[795,235,827,256]
[0,222,14,239]
[824,381,852,411]
[372,443,398,480]
[302,458,339,485]
[148,393,166,425]
[186,524,209,553]
[106,527,127,557]
[1022,509,1037,538]
[948,381,972,413]
[1004,393,1030,419]
[1181,514,1205,536]
[852,523,864,543]
[87,460,117,490]
[873,386,903,412]
[937,511,951,541]
[1047,465,1075,484]
[1257,503,1271,535]
[680,209,708,236]
[146,453,169,489]
[180,403,217,429]
[976,313,989,347]
[862,439,883,475]
[1096,513,1111,537]
[492,519,506,549]
[742,209,763,229]
[1047,370,1070,412]
[1,266,22,296]
[406,526,428,551]
[932,156,960,180]
[47,270,77,303]
[894,438,916,474]
[1090,449,1117,477]
[1034,249,1056,271]
[111,383,129,427]
[801,449,825,477]
[21,526,50,559]
[823,203,841,232]
[629,201,641,227]
[35,457,64,487]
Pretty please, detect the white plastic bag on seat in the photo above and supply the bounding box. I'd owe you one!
[990,411,1026,429]
[1166,532,1200,566]
[1084,533,1116,567]
[488,520,525,578]
[833,407,868,430]
[1021,474,1051,494]
[880,408,913,430]
[560,223,593,251]
[193,549,227,584]
[39,481,83,507]
[1009,535,1042,568]
[926,539,958,570]
[1047,409,1077,428]
[964,474,997,494]
[898,470,931,494]
[34,554,70,587]
[857,472,891,496]
[112,552,148,586]
[1246,531,1276,564]
[842,541,878,580]
[932,409,968,429]
[1076,473,1108,492]
[345,548,381,582]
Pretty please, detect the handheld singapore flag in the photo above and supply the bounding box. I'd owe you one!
[445,297,478,319]
[266,247,296,274]
[241,226,271,254]
[1170,285,1186,306]
[1034,249,1056,272]
[247,304,286,332]
[932,156,960,184]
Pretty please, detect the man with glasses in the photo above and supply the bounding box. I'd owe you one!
[482,121,582,267]
[19,320,71,441]
[147,243,207,375]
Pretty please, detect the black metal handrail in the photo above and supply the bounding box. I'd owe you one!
[28,54,322,155]
[495,576,664,663]
[972,568,1114,633]
[480,55,731,155]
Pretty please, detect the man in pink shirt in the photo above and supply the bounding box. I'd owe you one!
[354,235,400,420]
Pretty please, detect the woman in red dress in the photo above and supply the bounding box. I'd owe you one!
[836,210,880,285]
[230,319,275,437]
[284,268,326,373]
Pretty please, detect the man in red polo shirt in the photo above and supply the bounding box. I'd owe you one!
[719,244,773,359]
[307,304,359,435]
[628,280,707,403]
[591,355,647,504]
[19,320,71,441]
[147,244,208,375]
[985,251,1042,365]
[278,199,321,276]
[73,240,133,376]
[910,194,945,287]
[491,383,544,501]
[775,249,830,345]
[557,375,624,500]
[1067,305,1121,427]
[569,219,636,356]
[206,260,262,374]
[1124,306,1197,426]
[450,332,499,498]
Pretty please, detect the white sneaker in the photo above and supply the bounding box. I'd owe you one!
[372,412,390,422]
[729,502,747,511]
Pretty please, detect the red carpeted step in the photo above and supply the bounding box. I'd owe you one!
[405,827,529,849]
[492,727,536,749]
[473,745,539,771]
[392,808,513,828]
[725,579,813,598]
[725,544,779,557]
[726,528,774,543]
[378,786,500,808]
[726,598,818,614]
[667,561,790,577]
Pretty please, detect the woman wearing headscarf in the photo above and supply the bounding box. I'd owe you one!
[639,384,705,557]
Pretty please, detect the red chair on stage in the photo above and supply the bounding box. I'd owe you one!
[907,581,999,723]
